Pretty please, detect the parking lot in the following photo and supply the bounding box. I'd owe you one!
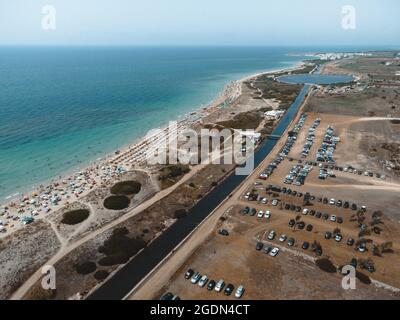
[156,111,400,300]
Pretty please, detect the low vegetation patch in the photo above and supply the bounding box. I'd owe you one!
[218,111,262,130]
[75,261,97,275]
[98,227,146,267]
[159,164,190,181]
[111,181,142,195]
[94,270,110,281]
[104,195,130,210]
[174,209,188,219]
[61,209,90,225]
[316,259,337,273]
[356,272,372,285]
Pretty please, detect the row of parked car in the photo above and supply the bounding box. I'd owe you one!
[284,164,313,186]
[316,125,340,162]
[285,203,344,224]
[259,156,285,180]
[279,113,308,159]
[343,166,386,180]
[271,183,366,212]
[262,229,323,256]
[241,206,272,219]
[301,118,321,158]
[185,269,245,298]
[258,114,309,182]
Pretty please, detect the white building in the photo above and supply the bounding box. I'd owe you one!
[264,109,285,120]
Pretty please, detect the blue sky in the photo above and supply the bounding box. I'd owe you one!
[0,0,399,46]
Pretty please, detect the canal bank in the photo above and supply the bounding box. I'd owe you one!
[88,85,311,300]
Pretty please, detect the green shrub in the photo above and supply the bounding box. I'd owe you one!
[61,209,90,225]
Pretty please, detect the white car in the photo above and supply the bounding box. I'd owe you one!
[267,230,276,240]
[215,279,225,292]
[302,208,309,215]
[272,199,279,206]
[335,234,343,242]
[235,285,245,299]
[270,247,280,257]
[358,245,366,253]
[329,199,335,205]
[257,211,264,218]
[279,235,287,242]
[264,211,271,219]
[244,192,250,200]
[198,275,208,287]
[261,198,268,204]
[330,215,337,222]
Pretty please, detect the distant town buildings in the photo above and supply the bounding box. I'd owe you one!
[315,52,372,61]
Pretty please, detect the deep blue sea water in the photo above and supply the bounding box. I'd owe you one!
[0,46,311,200]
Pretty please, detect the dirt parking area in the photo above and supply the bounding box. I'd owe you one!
[156,63,400,300]
[160,206,398,300]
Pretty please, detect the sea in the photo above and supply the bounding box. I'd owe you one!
[0,45,385,201]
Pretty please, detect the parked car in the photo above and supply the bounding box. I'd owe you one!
[302,242,310,250]
[337,217,344,224]
[267,230,276,240]
[288,238,295,247]
[306,224,313,232]
[198,275,209,287]
[350,258,357,268]
[302,208,309,215]
[191,272,201,284]
[322,213,329,220]
[358,244,367,253]
[235,285,245,299]
[207,280,216,291]
[368,265,376,273]
[347,238,355,246]
[160,292,174,300]
[315,212,322,219]
[263,246,273,254]
[257,210,264,218]
[297,222,305,230]
[264,211,271,219]
[335,233,343,242]
[215,280,225,292]
[330,215,337,222]
[288,219,296,228]
[270,247,280,257]
[279,234,287,242]
[218,229,229,236]
[224,284,234,296]
[185,269,194,279]
[256,242,264,251]
[325,232,332,240]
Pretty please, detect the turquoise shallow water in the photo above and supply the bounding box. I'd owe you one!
[0,46,308,200]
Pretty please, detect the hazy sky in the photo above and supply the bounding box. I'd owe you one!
[0,0,399,46]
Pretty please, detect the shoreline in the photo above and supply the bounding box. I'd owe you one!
[0,58,308,239]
